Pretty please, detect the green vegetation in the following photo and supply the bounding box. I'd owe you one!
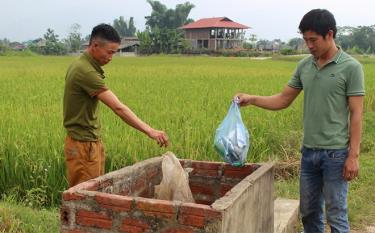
[337,25,375,54]
[0,49,38,57]
[0,55,374,232]
[138,1,195,54]
[0,200,59,233]
[113,16,137,37]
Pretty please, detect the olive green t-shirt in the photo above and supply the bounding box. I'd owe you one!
[288,49,365,149]
[63,52,108,141]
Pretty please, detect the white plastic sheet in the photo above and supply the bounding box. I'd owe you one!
[154,152,195,202]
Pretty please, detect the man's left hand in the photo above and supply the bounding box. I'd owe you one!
[343,156,359,181]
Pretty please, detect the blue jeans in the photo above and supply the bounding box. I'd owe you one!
[300,146,349,233]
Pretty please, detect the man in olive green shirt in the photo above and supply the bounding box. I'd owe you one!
[235,9,364,233]
[63,24,169,187]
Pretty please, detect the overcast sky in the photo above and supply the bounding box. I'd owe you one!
[1,0,375,42]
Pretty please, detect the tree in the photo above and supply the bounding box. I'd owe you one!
[336,26,354,51]
[44,28,58,43]
[0,38,10,46]
[138,1,194,54]
[351,26,375,54]
[113,16,128,37]
[336,25,375,54]
[288,37,304,50]
[256,39,270,50]
[145,0,194,30]
[249,34,257,45]
[127,17,136,37]
[65,23,82,53]
[83,34,91,43]
[42,28,67,55]
[113,16,137,37]
[0,38,10,53]
[137,31,151,54]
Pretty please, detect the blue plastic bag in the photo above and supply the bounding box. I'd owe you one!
[214,100,250,166]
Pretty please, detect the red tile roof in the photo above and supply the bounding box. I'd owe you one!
[181,17,250,29]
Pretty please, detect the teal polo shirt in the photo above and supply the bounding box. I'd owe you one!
[288,48,365,149]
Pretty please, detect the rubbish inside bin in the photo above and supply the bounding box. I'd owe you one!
[154,152,195,203]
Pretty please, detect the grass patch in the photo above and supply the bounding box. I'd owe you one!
[0,201,59,233]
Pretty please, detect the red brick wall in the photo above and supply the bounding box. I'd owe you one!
[61,193,222,232]
[182,160,259,205]
[61,159,259,233]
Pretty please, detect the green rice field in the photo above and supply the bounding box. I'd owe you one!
[0,55,374,230]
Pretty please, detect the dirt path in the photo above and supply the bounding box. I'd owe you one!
[352,225,375,233]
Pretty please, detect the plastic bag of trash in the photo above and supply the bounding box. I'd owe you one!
[155,152,195,203]
[214,100,250,167]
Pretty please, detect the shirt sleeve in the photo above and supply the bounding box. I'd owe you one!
[288,66,303,89]
[346,63,365,96]
[77,71,108,97]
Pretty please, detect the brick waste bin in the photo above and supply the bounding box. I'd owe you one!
[60,153,274,233]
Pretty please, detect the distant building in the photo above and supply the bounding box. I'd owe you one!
[81,41,89,51]
[33,38,46,48]
[9,42,26,51]
[180,17,250,51]
[118,37,139,55]
[256,40,281,52]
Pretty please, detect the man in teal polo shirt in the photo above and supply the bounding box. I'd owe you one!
[235,9,364,233]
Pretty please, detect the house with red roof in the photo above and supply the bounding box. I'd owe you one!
[180,17,250,51]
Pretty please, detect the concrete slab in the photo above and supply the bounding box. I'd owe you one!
[274,198,300,233]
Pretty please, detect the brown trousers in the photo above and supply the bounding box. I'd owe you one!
[64,136,105,187]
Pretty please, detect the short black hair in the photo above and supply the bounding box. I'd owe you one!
[299,9,337,38]
[89,24,121,45]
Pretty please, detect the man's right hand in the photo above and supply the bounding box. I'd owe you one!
[234,93,254,107]
[234,86,301,110]
[147,129,169,147]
